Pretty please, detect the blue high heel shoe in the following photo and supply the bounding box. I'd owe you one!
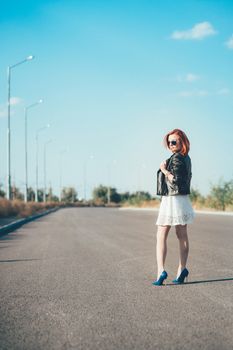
[152,271,168,286]
[172,268,189,284]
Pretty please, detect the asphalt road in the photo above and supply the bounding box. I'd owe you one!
[0,208,233,350]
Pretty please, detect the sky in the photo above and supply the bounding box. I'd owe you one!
[0,0,233,199]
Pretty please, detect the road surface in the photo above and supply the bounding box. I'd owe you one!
[0,208,233,349]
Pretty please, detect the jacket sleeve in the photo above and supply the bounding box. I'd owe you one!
[169,154,186,186]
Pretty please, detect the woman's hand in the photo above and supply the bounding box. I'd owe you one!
[160,160,174,183]
[160,161,167,172]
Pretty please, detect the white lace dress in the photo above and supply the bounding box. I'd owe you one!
[156,195,195,226]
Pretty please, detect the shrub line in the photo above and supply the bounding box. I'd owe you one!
[0,207,59,237]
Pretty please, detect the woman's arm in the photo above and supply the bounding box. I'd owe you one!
[160,161,174,183]
[168,154,185,185]
[163,170,174,183]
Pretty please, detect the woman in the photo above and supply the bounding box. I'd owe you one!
[152,128,195,286]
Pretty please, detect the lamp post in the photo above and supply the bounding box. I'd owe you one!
[43,140,52,202]
[24,99,43,202]
[7,55,34,200]
[35,125,50,202]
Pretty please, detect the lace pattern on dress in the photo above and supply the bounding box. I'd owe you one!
[156,212,194,226]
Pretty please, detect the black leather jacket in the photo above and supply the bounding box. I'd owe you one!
[157,153,192,196]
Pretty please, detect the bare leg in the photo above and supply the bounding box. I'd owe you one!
[175,224,189,277]
[156,225,171,279]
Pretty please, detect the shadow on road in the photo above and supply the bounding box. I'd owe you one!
[0,258,41,263]
[0,232,24,241]
[166,277,233,286]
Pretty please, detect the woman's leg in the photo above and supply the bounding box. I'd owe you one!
[156,225,171,279]
[175,224,189,277]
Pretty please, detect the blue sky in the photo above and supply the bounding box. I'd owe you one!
[0,0,233,198]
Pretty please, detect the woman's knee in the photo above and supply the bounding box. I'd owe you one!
[157,225,171,238]
[175,224,188,239]
[158,225,171,233]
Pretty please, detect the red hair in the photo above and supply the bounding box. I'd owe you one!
[164,129,190,156]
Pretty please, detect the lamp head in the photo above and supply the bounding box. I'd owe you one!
[27,55,34,61]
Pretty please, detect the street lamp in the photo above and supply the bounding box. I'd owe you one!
[7,55,34,200]
[24,99,43,202]
[35,124,50,202]
[43,139,52,202]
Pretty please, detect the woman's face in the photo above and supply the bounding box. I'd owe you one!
[168,134,182,153]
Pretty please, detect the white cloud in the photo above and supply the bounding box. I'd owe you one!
[10,97,23,106]
[178,90,209,97]
[0,97,23,118]
[177,73,200,83]
[216,88,230,95]
[186,73,200,82]
[225,35,233,49]
[171,22,217,40]
[178,88,231,97]
[0,108,17,118]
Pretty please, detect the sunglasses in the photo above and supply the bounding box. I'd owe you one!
[168,140,177,146]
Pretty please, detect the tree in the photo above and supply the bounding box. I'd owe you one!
[189,187,205,206]
[119,192,130,202]
[110,188,121,203]
[37,189,45,202]
[122,191,152,205]
[61,187,78,203]
[93,185,108,204]
[12,186,24,200]
[189,188,202,202]
[27,187,35,202]
[135,191,152,201]
[92,185,123,204]
[208,179,233,211]
[0,183,5,198]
